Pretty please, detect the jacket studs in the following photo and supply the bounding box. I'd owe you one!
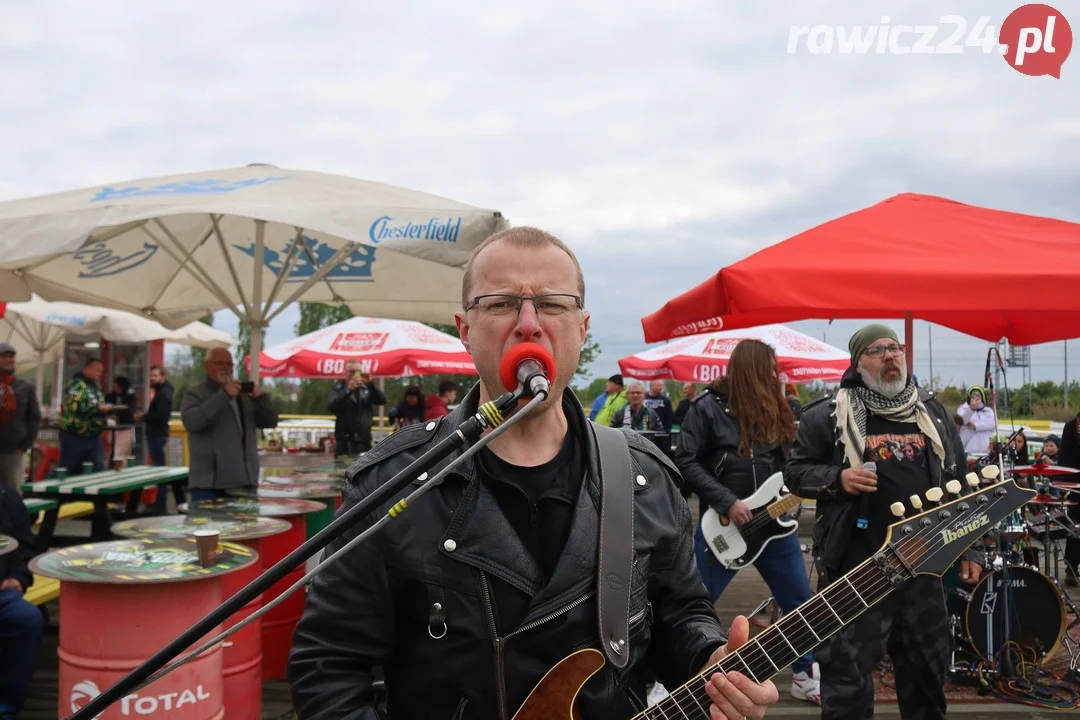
[610,637,626,655]
[635,475,647,486]
[426,421,437,431]
[443,539,457,552]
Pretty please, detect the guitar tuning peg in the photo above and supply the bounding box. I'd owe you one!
[890,502,907,518]
[925,487,944,506]
[945,480,963,496]
[981,465,1000,480]
[965,472,981,490]
[908,494,924,511]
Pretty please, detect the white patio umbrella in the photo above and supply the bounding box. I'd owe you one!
[0,163,508,381]
[0,295,237,401]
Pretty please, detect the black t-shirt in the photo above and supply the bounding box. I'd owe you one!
[476,431,583,583]
[842,415,933,570]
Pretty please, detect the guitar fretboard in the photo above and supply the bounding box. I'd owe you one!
[766,494,803,520]
[632,547,908,719]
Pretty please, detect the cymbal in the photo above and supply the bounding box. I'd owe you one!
[1012,464,1080,476]
[1050,481,1080,491]
[1028,494,1079,505]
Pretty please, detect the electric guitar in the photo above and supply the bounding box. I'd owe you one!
[700,471,803,570]
[511,467,1032,719]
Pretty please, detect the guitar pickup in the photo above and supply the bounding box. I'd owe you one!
[711,535,729,553]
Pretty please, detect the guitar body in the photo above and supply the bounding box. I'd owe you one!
[512,649,605,720]
[701,472,799,570]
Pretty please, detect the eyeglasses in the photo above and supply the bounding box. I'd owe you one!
[466,294,583,317]
[863,343,906,359]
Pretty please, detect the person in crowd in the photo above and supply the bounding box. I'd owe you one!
[1040,434,1061,464]
[592,374,627,425]
[59,358,109,475]
[785,384,803,421]
[957,386,996,455]
[610,381,663,431]
[289,226,778,719]
[424,380,460,419]
[390,385,426,429]
[644,379,675,431]
[784,324,978,720]
[104,376,138,425]
[328,361,387,456]
[181,348,278,501]
[1061,414,1080,586]
[135,365,174,511]
[0,484,44,718]
[673,382,698,425]
[0,343,40,493]
[675,339,820,704]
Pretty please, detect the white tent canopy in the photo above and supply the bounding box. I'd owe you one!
[1,295,236,400]
[0,163,508,380]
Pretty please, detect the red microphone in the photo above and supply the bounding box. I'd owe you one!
[499,343,556,397]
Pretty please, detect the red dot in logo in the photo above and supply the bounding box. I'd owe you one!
[999,4,1073,77]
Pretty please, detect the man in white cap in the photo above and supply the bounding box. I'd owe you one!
[0,343,41,492]
[784,323,980,720]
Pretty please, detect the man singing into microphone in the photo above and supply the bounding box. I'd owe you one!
[289,227,778,719]
[783,324,979,720]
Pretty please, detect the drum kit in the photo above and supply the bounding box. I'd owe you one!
[947,462,1080,684]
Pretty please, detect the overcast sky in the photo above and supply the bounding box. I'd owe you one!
[2,0,1077,390]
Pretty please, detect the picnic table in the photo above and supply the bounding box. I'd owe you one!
[21,466,190,547]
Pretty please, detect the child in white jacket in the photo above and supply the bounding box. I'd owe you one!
[957,386,997,455]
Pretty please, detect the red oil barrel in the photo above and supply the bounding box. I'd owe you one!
[185,496,326,681]
[110,514,291,719]
[31,537,258,720]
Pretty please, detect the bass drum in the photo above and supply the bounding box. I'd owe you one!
[965,565,1066,661]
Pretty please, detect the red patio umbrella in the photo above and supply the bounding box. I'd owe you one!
[245,316,477,378]
[641,193,1080,365]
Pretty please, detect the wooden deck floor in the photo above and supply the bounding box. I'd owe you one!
[21,496,1075,719]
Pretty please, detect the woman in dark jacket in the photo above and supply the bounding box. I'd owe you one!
[104,376,138,425]
[674,339,820,703]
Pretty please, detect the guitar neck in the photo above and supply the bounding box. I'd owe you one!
[766,493,802,519]
[630,550,905,719]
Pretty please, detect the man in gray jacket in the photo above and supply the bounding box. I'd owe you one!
[0,343,41,493]
[181,348,279,501]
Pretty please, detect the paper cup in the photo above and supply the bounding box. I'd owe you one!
[193,530,220,567]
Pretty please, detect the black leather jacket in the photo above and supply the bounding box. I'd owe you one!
[288,386,727,720]
[783,372,980,578]
[674,390,786,514]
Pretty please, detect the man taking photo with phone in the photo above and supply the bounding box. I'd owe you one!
[328,361,386,458]
[181,348,279,501]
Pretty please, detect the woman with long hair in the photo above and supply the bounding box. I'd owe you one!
[675,339,820,704]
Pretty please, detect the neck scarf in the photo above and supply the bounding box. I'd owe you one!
[0,373,16,425]
[834,377,945,470]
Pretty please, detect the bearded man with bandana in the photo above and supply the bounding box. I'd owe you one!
[783,324,981,720]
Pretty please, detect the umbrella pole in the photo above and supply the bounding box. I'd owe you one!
[905,313,914,377]
[35,357,45,404]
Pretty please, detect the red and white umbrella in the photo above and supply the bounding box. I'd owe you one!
[247,316,477,378]
[619,324,849,385]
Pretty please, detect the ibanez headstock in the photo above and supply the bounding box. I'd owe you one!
[879,464,1035,579]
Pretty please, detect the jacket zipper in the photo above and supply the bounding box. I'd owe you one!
[480,571,596,720]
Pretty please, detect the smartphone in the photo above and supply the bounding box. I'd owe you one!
[240,381,255,393]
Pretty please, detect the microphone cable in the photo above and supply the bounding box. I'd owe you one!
[132,390,548,694]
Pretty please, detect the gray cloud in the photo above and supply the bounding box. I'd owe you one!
[1,0,1077,389]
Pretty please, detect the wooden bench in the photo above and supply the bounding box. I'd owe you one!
[24,575,60,606]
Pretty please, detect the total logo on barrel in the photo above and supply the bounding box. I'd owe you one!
[70,678,214,717]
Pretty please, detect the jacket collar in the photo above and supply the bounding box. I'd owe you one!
[438,383,603,625]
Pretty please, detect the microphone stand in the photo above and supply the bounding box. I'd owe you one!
[66,387,540,720]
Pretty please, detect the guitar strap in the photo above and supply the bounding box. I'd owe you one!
[589,421,634,669]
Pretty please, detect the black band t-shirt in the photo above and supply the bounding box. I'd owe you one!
[842,415,933,571]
